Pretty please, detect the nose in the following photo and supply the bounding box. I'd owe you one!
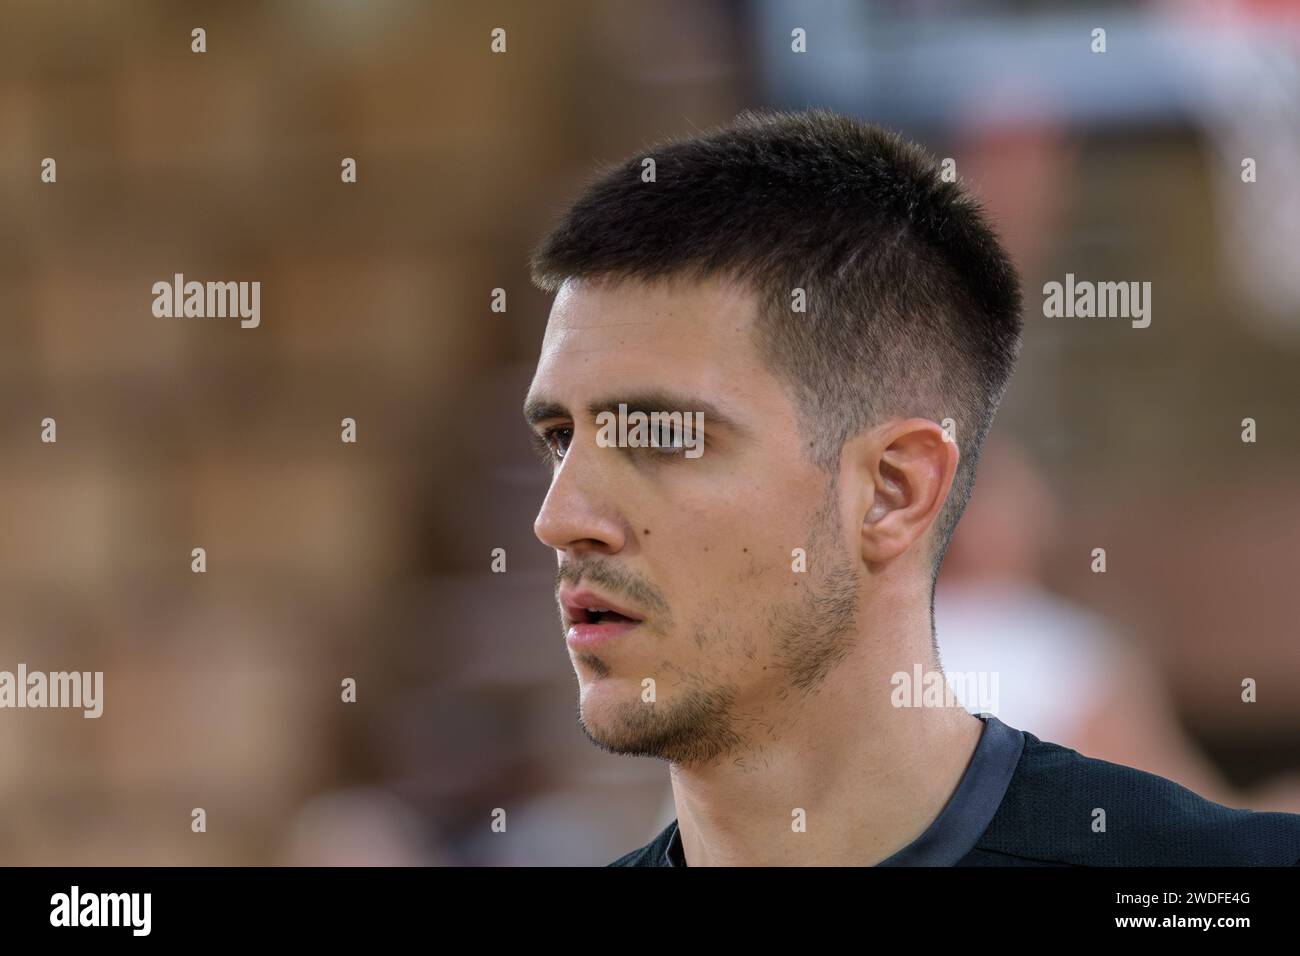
[533,442,627,556]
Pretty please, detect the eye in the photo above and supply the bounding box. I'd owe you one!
[648,421,687,456]
[641,417,708,460]
[532,425,573,464]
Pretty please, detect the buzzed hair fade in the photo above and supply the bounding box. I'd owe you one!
[529,107,1024,629]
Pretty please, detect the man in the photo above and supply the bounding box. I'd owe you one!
[521,108,1300,866]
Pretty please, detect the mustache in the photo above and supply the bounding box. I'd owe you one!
[556,558,671,620]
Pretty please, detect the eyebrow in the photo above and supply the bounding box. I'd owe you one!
[523,391,750,437]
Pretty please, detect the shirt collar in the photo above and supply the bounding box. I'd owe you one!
[661,713,1023,867]
[664,818,685,867]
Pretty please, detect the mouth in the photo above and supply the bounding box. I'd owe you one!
[560,588,645,650]
[571,606,638,625]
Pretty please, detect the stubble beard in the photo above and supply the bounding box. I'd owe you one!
[577,481,860,767]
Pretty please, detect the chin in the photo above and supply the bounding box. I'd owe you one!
[576,699,640,755]
[576,676,657,738]
[576,667,639,709]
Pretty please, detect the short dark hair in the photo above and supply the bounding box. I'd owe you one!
[529,107,1023,610]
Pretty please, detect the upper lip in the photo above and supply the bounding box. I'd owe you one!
[559,586,645,626]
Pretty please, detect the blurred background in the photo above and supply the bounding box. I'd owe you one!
[1,0,1298,865]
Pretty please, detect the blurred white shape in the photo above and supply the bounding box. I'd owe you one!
[281,786,440,866]
[935,577,1119,746]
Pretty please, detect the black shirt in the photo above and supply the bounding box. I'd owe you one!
[608,714,1300,866]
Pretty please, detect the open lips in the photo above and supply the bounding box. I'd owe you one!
[560,588,645,626]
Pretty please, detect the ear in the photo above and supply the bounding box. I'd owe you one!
[851,419,959,567]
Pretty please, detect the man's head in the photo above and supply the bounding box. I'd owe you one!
[523,109,1022,766]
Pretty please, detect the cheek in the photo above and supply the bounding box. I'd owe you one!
[658,546,800,652]
[651,486,816,585]
[643,460,830,622]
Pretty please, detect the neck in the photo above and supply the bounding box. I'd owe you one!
[668,616,983,866]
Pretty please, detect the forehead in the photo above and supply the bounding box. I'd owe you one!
[529,275,770,400]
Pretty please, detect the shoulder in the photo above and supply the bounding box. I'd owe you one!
[607,820,677,867]
[965,730,1300,866]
